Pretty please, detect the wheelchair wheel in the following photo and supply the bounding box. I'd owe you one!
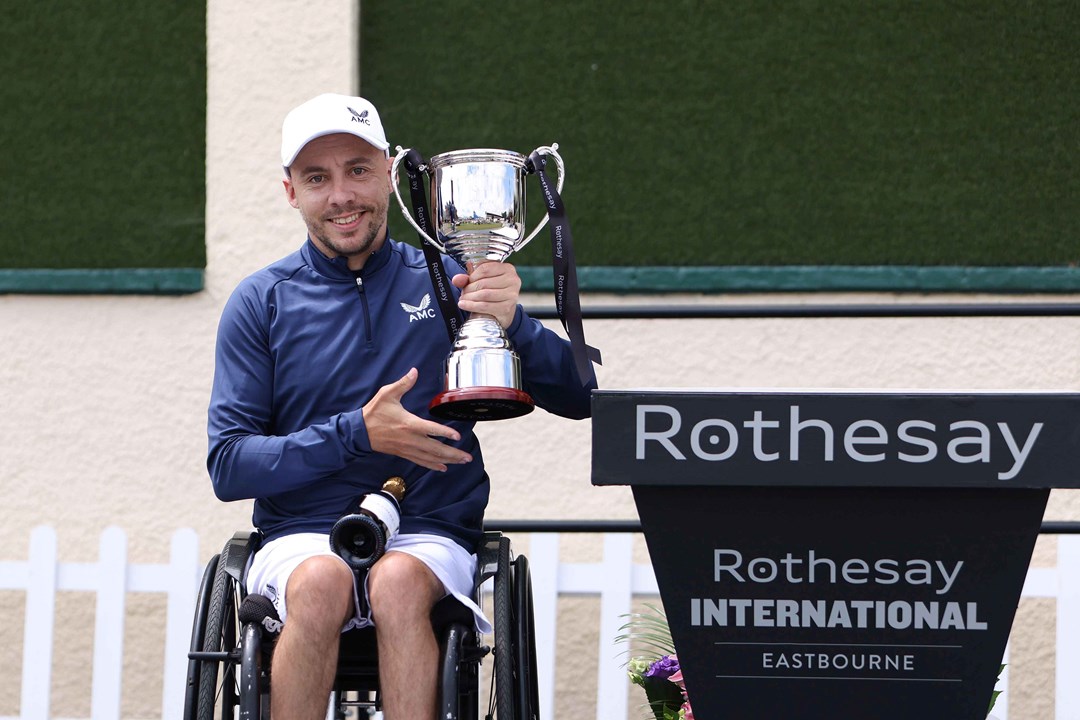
[512,555,539,719]
[183,553,218,717]
[186,536,247,720]
[492,536,539,720]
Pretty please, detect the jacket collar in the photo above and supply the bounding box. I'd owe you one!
[301,234,393,281]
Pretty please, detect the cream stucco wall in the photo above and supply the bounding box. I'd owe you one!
[1,1,1078,718]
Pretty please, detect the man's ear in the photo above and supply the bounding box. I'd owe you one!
[283,177,299,209]
[384,153,394,189]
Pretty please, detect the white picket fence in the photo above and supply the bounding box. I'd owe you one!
[2,526,1080,720]
[0,527,201,720]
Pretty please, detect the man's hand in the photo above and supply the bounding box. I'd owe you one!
[363,368,472,472]
[452,261,521,329]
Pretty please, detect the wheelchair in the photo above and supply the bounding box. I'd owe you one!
[183,530,538,719]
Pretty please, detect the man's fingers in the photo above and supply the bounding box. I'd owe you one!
[363,368,477,468]
[463,267,519,292]
[418,417,462,443]
[454,262,520,329]
[382,367,418,399]
[404,435,473,471]
[469,261,514,279]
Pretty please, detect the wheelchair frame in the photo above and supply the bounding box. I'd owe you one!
[183,530,538,720]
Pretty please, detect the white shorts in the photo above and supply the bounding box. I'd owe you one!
[245,532,492,634]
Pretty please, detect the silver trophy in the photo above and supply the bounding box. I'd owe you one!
[391,145,564,421]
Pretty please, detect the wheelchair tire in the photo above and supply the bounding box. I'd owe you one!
[492,537,539,720]
[512,555,539,720]
[493,536,514,718]
[183,554,219,719]
[196,540,242,720]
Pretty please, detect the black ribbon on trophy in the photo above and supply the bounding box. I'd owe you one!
[525,150,602,386]
[400,148,463,343]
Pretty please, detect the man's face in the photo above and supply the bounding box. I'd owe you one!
[284,133,391,270]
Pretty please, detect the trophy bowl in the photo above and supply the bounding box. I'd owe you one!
[391,145,564,421]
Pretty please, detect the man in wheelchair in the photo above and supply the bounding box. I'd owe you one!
[203,93,594,720]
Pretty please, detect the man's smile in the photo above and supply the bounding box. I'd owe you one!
[329,211,363,228]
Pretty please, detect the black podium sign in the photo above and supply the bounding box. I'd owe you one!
[592,390,1080,720]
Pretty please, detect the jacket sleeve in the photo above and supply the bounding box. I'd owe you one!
[206,285,372,502]
[508,307,596,420]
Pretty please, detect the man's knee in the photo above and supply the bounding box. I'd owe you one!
[284,555,354,628]
[368,552,442,622]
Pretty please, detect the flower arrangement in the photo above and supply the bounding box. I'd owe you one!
[617,604,694,720]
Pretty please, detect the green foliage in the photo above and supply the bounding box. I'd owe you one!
[617,604,687,720]
[616,603,676,660]
[988,664,1005,715]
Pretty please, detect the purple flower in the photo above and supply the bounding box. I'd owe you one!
[644,654,680,680]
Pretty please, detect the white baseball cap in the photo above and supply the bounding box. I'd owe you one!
[280,93,390,168]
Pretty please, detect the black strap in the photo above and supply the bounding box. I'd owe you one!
[401,149,463,343]
[526,150,601,385]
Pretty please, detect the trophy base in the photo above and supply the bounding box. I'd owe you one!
[429,386,535,421]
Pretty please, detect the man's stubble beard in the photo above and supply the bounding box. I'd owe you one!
[305,194,390,261]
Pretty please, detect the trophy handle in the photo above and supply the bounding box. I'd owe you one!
[390,146,440,246]
[521,143,565,249]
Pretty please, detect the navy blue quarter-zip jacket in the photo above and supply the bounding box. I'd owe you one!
[207,237,593,551]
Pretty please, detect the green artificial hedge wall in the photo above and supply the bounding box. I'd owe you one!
[2,3,1074,293]
[361,1,1078,291]
[0,1,205,292]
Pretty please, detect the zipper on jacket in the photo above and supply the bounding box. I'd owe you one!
[351,272,374,345]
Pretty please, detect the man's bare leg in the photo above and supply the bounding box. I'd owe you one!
[368,551,445,720]
[271,555,355,720]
